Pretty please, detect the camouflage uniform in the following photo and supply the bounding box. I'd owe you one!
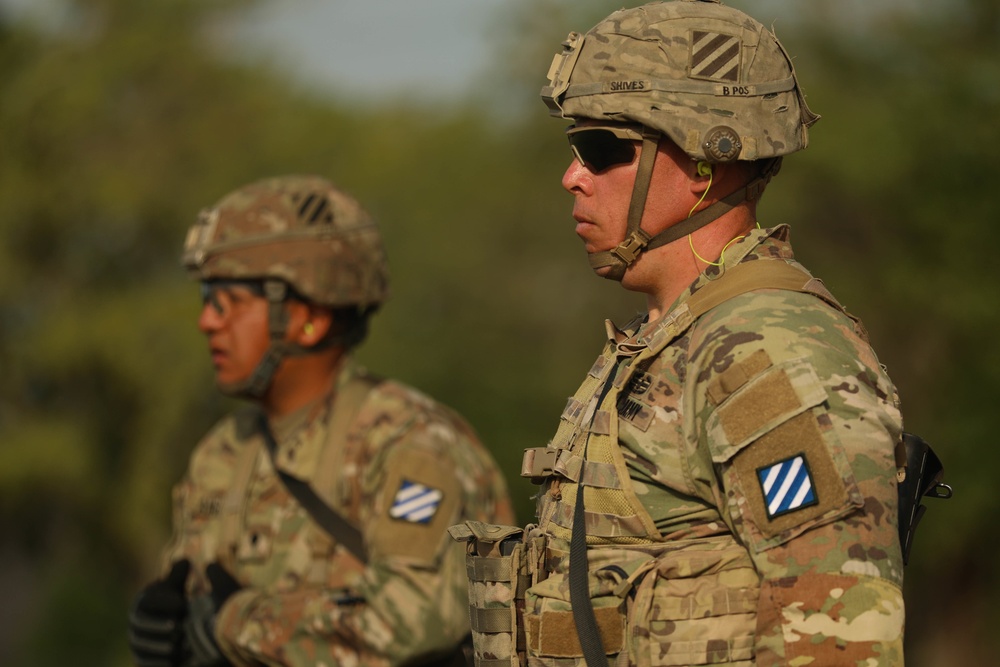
[163,357,515,666]
[515,227,904,666]
[134,175,516,667]
[454,2,904,665]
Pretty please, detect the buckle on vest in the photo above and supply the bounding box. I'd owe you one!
[521,447,558,483]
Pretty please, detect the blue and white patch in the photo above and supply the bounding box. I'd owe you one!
[389,480,443,524]
[756,454,818,519]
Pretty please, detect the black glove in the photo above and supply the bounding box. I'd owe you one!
[206,562,241,608]
[128,559,191,667]
[180,562,241,667]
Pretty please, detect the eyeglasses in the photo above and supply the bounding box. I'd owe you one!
[200,279,265,316]
[566,124,644,173]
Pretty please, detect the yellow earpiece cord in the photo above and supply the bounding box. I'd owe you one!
[687,171,759,267]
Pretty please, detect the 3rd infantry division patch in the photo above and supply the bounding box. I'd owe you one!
[756,453,818,519]
[389,480,443,524]
[690,30,740,83]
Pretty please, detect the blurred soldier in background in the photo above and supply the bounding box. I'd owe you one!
[128,175,515,667]
[453,1,905,665]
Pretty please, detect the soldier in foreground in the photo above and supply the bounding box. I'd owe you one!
[453,1,905,665]
[128,175,515,667]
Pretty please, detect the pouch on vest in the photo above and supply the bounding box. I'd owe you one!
[626,537,759,667]
[449,521,541,667]
[521,577,626,666]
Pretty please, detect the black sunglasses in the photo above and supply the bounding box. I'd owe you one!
[566,124,644,173]
[200,279,265,315]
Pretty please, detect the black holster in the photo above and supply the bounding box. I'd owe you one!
[897,432,953,565]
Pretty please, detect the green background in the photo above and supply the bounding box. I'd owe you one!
[1,0,996,664]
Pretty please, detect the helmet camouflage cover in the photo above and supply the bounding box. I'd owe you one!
[182,175,389,308]
[541,0,820,162]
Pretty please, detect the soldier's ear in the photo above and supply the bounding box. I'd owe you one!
[689,161,713,197]
[286,301,332,345]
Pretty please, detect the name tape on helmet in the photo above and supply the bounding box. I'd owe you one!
[562,76,796,100]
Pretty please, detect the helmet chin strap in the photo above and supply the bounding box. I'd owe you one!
[219,280,295,400]
[586,130,777,281]
[218,281,371,400]
[587,128,660,282]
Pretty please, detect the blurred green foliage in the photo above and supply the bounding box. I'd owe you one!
[0,0,996,665]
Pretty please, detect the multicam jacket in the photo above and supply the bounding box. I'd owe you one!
[521,226,904,666]
[162,358,516,667]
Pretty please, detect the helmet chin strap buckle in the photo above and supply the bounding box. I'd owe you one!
[264,279,288,305]
[587,228,653,281]
[245,346,285,398]
[611,229,652,265]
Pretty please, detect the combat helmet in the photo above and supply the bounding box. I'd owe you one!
[182,174,389,396]
[541,0,820,280]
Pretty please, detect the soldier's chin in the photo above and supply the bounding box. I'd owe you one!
[216,377,256,400]
[592,264,614,279]
[592,263,624,283]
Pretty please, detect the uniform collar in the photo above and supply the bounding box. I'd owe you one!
[269,355,361,479]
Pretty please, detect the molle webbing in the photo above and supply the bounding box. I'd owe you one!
[569,372,621,667]
[450,522,530,667]
[529,258,841,666]
[532,259,840,540]
[530,353,658,544]
[521,448,622,489]
[466,555,531,636]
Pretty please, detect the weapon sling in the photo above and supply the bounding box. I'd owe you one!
[254,373,379,564]
[257,382,477,667]
[569,373,619,667]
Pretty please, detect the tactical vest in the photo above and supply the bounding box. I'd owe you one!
[454,259,866,667]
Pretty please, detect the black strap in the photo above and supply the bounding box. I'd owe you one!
[569,373,619,667]
[255,409,368,564]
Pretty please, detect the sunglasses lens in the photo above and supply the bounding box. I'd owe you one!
[200,280,265,316]
[568,129,637,172]
[200,282,227,315]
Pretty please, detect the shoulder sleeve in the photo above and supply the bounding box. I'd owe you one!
[358,380,515,566]
[688,289,905,663]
